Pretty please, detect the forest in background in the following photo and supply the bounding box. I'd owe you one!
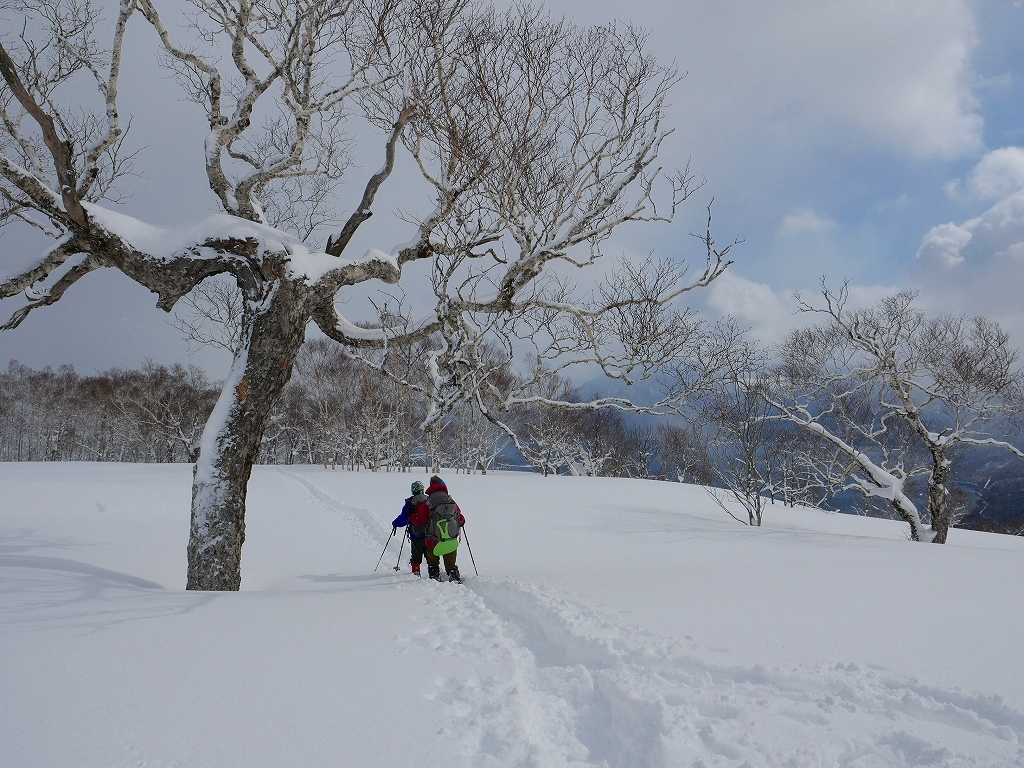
[3,348,1022,538]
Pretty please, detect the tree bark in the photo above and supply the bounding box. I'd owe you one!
[927,451,953,544]
[187,279,310,590]
[890,498,922,542]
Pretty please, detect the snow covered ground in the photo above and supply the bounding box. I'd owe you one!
[3,462,1024,767]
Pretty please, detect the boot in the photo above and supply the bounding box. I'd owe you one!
[410,562,421,576]
[427,563,441,581]
[446,566,461,584]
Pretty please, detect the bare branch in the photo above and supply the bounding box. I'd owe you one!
[326,103,415,256]
[0,38,87,229]
[2,251,102,328]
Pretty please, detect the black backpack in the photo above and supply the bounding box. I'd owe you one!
[406,493,428,537]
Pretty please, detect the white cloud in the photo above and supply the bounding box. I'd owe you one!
[646,0,984,161]
[777,209,837,236]
[699,271,901,346]
[917,221,974,268]
[966,147,1024,200]
[945,147,1024,201]
[871,194,911,213]
[844,283,904,311]
[913,188,1024,345]
[995,241,1024,262]
[701,272,795,344]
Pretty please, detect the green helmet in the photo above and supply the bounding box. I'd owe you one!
[411,481,425,495]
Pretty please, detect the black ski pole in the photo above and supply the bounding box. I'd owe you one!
[462,525,479,576]
[374,527,396,572]
[393,528,408,571]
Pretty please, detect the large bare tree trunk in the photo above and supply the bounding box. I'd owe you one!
[187,281,310,590]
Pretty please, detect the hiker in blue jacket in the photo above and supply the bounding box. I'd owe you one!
[392,480,429,576]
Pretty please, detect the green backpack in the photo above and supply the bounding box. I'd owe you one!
[428,495,461,556]
[433,518,459,556]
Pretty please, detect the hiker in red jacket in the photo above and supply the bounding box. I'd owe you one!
[423,475,466,583]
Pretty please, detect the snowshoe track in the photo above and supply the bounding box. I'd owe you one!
[414,577,1024,768]
[276,468,388,549]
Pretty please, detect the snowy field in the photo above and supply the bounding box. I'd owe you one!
[2,463,1024,767]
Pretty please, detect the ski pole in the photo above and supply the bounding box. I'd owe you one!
[393,528,408,571]
[462,525,479,576]
[374,527,396,572]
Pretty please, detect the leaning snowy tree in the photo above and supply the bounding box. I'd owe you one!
[768,283,1024,543]
[0,0,730,589]
[768,326,930,540]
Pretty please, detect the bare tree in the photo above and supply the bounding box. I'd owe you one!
[449,398,507,474]
[509,361,578,476]
[624,425,662,480]
[768,283,1024,543]
[0,359,218,462]
[682,323,827,526]
[172,276,246,356]
[695,364,786,527]
[342,10,738,445]
[560,406,629,477]
[0,0,729,589]
[769,323,929,540]
[655,422,714,485]
[111,360,218,462]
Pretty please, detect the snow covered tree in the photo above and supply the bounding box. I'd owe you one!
[447,397,508,474]
[290,339,353,468]
[0,360,218,461]
[768,283,1024,543]
[0,0,729,589]
[560,407,630,477]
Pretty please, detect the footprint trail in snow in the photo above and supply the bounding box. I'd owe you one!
[279,471,1024,767]
[412,577,1024,768]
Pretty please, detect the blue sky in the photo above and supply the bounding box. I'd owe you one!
[564,0,1024,345]
[650,0,1024,345]
[2,0,1024,374]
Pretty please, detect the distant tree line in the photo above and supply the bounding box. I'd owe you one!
[0,360,217,463]
[0,346,705,482]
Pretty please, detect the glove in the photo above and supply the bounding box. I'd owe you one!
[458,513,466,526]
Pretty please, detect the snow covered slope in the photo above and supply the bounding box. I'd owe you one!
[2,463,1023,767]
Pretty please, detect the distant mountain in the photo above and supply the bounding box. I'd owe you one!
[573,374,670,407]
[953,443,1024,533]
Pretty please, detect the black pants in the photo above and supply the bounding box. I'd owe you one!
[409,537,426,566]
